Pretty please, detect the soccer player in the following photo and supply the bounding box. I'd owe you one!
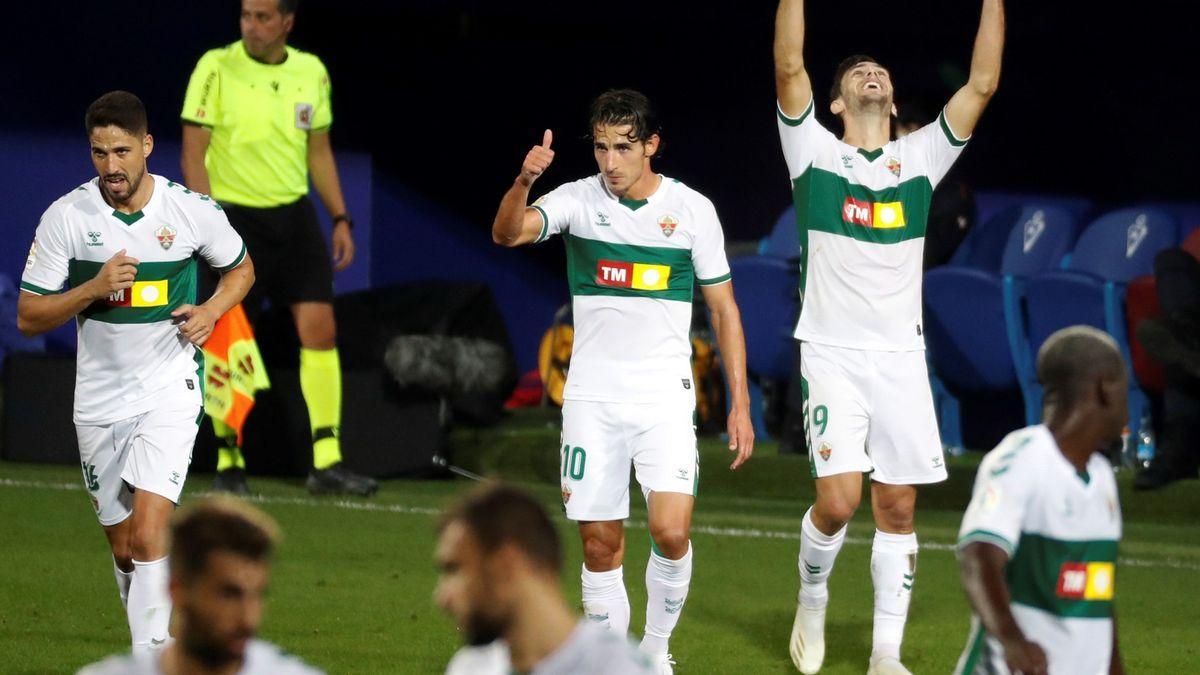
[438,483,654,675]
[17,91,254,653]
[955,326,1126,675]
[181,0,377,496]
[773,0,1005,672]
[491,90,755,673]
[79,497,323,674]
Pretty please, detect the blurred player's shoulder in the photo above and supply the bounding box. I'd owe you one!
[445,639,510,675]
[75,651,151,675]
[978,424,1054,476]
[244,639,325,674]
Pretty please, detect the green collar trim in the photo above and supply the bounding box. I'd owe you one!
[618,196,649,211]
[857,147,885,162]
[111,210,145,226]
[1077,469,1091,485]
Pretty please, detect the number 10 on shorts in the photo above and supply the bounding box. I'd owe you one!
[561,445,586,480]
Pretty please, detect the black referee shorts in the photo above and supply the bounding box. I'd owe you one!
[218,196,335,318]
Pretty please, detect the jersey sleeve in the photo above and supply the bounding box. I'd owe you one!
[181,50,221,127]
[195,205,247,272]
[20,205,71,296]
[692,198,731,286]
[312,58,333,132]
[957,439,1036,558]
[777,98,838,180]
[530,182,581,244]
[905,107,970,189]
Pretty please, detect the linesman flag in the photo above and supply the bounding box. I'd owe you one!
[202,304,271,445]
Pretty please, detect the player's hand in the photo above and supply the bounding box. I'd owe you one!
[89,249,139,301]
[518,129,554,187]
[727,404,755,470]
[171,304,219,347]
[1002,637,1048,675]
[332,221,356,272]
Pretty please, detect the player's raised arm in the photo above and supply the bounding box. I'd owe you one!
[944,0,1005,140]
[959,542,1049,675]
[492,130,555,248]
[774,0,813,117]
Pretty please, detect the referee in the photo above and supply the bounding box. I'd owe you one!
[180,0,375,496]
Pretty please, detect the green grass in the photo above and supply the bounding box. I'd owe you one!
[2,409,1199,673]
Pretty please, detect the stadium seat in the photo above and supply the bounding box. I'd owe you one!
[1024,207,1179,430]
[945,205,1029,272]
[925,205,1080,435]
[0,273,47,369]
[758,205,801,260]
[728,256,799,440]
[973,190,1093,229]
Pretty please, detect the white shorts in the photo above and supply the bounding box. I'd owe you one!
[800,341,946,485]
[559,396,698,521]
[76,387,202,526]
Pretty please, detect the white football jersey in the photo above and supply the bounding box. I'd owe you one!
[77,639,322,675]
[21,175,246,425]
[533,174,731,403]
[955,425,1122,675]
[445,622,655,674]
[778,99,967,351]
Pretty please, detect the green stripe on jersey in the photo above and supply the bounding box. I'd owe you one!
[68,257,197,324]
[792,167,933,246]
[1007,532,1118,618]
[564,234,694,302]
[19,281,60,295]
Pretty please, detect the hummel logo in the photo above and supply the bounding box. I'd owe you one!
[804,562,822,575]
[586,612,610,623]
[932,457,944,469]
[594,211,611,227]
[150,638,166,646]
[665,598,685,615]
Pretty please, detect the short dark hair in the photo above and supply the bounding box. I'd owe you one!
[589,89,662,154]
[830,54,883,102]
[85,91,148,137]
[279,0,298,14]
[171,497,280,581]
[440,483,562,573]
[1036,326,1124,408]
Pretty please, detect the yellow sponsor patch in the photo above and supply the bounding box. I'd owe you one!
[1083,562,1115,600]
[130,280,168,307]
[871,202,906,229]
[631,263,670,290]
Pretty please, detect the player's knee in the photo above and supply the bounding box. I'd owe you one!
[874,499,915,532]
[111,547,134,573]
[582,535,622,570]
[129,522,167,562]
[649,526,690,559]
[814,497,857,530]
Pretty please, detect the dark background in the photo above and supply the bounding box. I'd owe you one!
[4,0,1192,242]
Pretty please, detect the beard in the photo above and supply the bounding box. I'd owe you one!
[100,167,144,206]
[179,606,252,669]
[463,611,506,647]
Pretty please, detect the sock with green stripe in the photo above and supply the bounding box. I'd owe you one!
[299,347,343,470]
[871,529,918,661]
[799,506,846,609]
[213,420,246,471]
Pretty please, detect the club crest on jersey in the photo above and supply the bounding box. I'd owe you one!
[561,483,572,504]
[659,214,679,237]
[295,103,314,130]
[596,260,670,291]
[886,156,901,177]
[155,224,177,250]
[818,441,832,461]
[25,240,37,270]
[842,197,906,229]
[1056,562,1114,601]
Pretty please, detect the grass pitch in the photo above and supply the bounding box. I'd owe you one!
[1,409,1198,673]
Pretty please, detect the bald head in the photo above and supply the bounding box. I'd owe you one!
[1036,326,1126,412]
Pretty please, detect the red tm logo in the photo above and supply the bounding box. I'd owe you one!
[843,197,873,227]
[597,260,633,287]
[1056,562,1088,599]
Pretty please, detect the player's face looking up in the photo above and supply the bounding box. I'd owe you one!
[89,125,152,207]
[434,520,508,646]
[174,551,269,665]
[831,62,897,119]
[593,124,659,197]
[240,0,294,60]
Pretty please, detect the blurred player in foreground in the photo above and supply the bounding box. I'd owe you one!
[774,0,1004,671]
[955,326,1126,675]
[18,91,253,653]
[80,497,322,674]
[491,89,754,673]
[437,484,653,674]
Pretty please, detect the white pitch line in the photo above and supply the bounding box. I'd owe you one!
[3,477,1197,571]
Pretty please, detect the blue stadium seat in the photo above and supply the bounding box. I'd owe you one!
[946,205,1027,272]
[728,256,799,439]
[1024,207,1179,429]
[758,206,801,260]
[924,206,1080,441]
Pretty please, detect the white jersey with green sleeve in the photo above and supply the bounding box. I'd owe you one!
[532,174,731,404]
[77,639,323,675]
[778,99,968,351]
[954,425,1122,675]
[445,623,655,674]
[20,175,247,426]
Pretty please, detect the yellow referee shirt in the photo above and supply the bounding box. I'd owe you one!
[181,41,332,208]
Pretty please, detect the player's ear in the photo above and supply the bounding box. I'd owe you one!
[644,134,660,158]
[282,10,295,34]
[830,98,845,116]
[143,133,154,158]
[891,103,898,118]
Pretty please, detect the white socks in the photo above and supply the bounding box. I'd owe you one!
[581,565,630,636]
[128,557,171,653]
[798,507,847,609]
[870,530,918,661]
[113,558,133,611]
[640,542,693,656]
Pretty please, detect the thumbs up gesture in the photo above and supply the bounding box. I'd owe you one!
[519,129,555,187]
